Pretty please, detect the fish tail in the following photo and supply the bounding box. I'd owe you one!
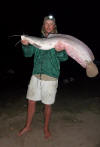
[86,61,99,77]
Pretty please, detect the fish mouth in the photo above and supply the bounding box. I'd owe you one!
[86,61,99,77]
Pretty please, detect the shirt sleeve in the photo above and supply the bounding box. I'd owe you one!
[56,50,68,61]
[22,44,37,57]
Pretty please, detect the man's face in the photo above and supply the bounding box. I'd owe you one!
[44,20,55,33]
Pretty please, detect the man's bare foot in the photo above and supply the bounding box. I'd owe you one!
[44,129,51,139]
[18,127,31,136]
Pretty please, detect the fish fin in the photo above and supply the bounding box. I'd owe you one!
[48,34,67,38]
[33,43,41,48]
[48,33,59,38]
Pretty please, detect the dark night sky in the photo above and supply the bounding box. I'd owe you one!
[0,1,100,77]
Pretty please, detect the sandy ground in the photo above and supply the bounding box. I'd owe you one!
[0,76,100,147]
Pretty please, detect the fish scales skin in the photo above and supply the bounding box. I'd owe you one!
[21,34,99,77]
[21,34,94,67]
[21,34,94,62]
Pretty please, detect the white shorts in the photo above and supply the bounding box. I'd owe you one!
[26,75,58,105]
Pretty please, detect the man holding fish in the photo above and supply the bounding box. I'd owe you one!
[18,15,68,139]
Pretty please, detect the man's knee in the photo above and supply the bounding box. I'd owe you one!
[44,104,52,112]
[28,100,36,105]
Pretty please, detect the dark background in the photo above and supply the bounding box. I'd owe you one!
[0,1,100,85]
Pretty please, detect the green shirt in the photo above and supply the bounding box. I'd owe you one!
[22,44,68,78]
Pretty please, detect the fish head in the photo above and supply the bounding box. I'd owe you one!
[21,35,42,48]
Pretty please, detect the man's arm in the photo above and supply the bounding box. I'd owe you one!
[56,50,68,61]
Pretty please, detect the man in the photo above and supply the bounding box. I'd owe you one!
[18,15,68,139]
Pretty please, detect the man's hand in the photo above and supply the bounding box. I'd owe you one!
[55,41,65,51]
[21,40,29,45]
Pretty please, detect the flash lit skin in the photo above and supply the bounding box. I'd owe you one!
[55,41,65,51]
[44,20,65,51]
[44,20,55,37]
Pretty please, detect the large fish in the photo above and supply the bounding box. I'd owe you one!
[21,34,99,78]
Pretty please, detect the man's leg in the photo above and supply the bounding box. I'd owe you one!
[44,104,52,138]
[18,100,36,136]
